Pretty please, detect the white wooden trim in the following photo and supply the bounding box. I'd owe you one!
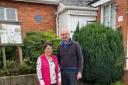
[67,10,71,34]
[126,21,128,70]
[109,3,111,27]
[125,59,128,70]
[4,8,7,21]
[91,0,111,7]
[100,2,116,28]
[56,15,58,35]
[15,8,18,21]
[2,8,18,21]
[13,0,58,5]
[57,5,98,15]
[101,6,103,24]
[69,10,97,16]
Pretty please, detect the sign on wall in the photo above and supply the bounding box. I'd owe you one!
[118,16,123,22]
[0,24,22,45]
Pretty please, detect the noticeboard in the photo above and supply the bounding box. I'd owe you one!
[0,24,22,45]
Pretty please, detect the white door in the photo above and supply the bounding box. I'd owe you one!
[69,15,96,37]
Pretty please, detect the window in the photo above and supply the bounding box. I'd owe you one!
[0,7,18,21]
[110,3,116,29]
[103,5,110,27]
[102,3,116,29]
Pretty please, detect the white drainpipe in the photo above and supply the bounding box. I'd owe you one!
[125,33,128,70]
[56,12,59,36]
[126,12,128,70]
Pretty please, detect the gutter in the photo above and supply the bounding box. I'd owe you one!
[88,0,100,5]
[57,5,98,15]
[91,0,111,7]
[13,0,59,5]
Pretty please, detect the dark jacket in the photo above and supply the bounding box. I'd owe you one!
[57,39,84,73]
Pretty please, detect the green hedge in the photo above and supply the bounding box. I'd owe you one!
[73,23,125,84]
[0,59,34,76]
[111,81,124,85]
[96,80,124,85]
[22,31,60,73]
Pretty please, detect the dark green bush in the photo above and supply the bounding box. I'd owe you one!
[5,46,16,60]
[111,80,124,85]
[0,59,33,76]
[0,48,2,68]
[19,58,34,74]
[0,60,19,76]
[73,23,125,84]
[0,46,16,69]
[96,80,124,85]
[73,22,80,42]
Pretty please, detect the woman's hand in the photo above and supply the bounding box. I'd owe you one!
[41,81,45,85]
[58,80,61,85]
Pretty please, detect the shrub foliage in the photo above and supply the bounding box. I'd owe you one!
[73,23,125,84]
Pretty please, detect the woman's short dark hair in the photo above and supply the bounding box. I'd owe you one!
[43,42,53,49]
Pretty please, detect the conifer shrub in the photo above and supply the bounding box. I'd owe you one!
[73,23,125,84]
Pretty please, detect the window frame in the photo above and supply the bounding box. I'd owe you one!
[101,2,116,29]
[0,7,18,22]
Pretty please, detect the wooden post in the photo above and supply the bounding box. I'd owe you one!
[18,46,23,65]
[2,47,6,68]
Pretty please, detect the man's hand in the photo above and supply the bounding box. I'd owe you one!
[77,72,82,80]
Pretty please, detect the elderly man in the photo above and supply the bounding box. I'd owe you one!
[57,28,84,85]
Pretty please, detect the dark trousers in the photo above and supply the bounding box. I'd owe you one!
[61,69,77,85]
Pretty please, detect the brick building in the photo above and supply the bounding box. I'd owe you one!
[0,0,58,67]
[0,0,58,38]
[90,0,128,84]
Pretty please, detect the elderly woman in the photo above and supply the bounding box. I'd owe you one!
[36,42,61,85]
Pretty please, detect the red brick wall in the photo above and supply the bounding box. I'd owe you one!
[123,70,128,85]
[116,0,128,48]
[96,6,101,23]
[96,0,128,49]
[0,1,57,37]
